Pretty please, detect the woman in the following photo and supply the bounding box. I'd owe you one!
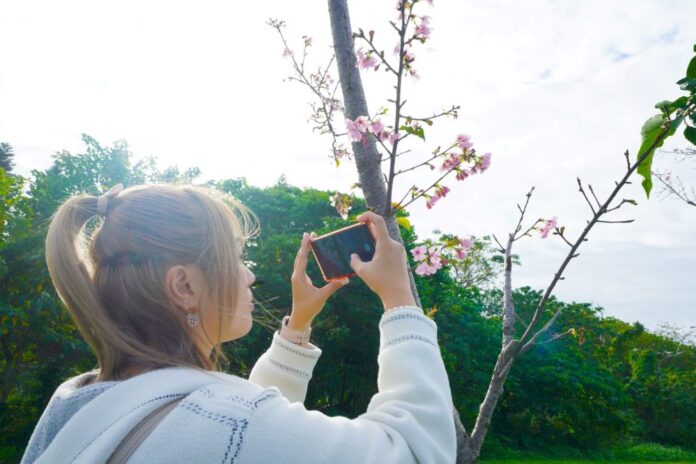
[21,183,456,463]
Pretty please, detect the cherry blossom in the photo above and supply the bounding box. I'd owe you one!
[456,134,473,151]
[540,216,558,239]
[410,245,427,261]
[459,237,473,249]
[415,262,437,276]
[369,119,385,134]
[356,48,378,70]
[354,115,370,132]
[346,119,364,142]
[415,16,432,39]
[455,168,470,181]
[441,154,462,171]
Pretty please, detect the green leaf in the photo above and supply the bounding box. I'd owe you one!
[685,126,696,146]
[669,96,689,111]
[676,77,696,91]
[655,100,672,112]
[636,115,681,198]
[399,124,426,141]
[396,216,412,231]
[687,55,696,79]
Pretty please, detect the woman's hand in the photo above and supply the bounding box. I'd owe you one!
[289,232,348,331]
[349,211,416,311]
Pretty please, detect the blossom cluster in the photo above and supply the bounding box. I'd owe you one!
[410,236,473,276]
[346,116,397,145]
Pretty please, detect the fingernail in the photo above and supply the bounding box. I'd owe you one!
[342,279,349,285]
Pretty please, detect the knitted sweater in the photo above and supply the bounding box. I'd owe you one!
[20,306,456,463]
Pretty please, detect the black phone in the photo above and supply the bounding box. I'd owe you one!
[309,222,376,281]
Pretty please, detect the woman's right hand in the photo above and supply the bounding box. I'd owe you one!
[349,211,417,311]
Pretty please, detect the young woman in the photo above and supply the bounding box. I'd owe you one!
[21,183,456,463]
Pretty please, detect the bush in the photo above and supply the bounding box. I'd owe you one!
[613,442,696,461]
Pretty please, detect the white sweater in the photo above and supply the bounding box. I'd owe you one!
[22,306,456,463]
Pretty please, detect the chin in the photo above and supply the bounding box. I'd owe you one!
[227,317,254,341]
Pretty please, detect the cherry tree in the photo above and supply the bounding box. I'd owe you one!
[269,1,696,461]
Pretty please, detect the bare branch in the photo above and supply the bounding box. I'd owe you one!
[510,187,536,241]
[577,178,596,215]
[515,122,676,351]
[402,105,460,123]
[588,184,602,210]
[492,234,505,252]
[597,219,635,224]
[502,237,515,347]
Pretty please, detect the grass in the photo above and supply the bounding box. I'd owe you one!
[482,461,695,464]
[480,443,696,463]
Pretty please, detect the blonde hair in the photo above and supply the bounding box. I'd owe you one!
[45,183,258,382]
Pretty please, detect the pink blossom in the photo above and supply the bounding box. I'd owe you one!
[410,245,427,262]
[379,131,391,143]
[441,154,462,171]
[540,216,558,239]
[480,152,492,172]
[455,248,468,260]
[346,119,364,142]
[429,247,442,266]
[369,119,384,134]
[426,195,440,209]
[456,134,472,151]
[415,262,437,276]
[356,48,378,70]
[282,48,293,57]
[459,237,473,249]
[435,185,450,198]
[354,115,370,132]
[426,0,434,5]
[455,168,470,181]
[415,16,432,39]
[389,131,399,145]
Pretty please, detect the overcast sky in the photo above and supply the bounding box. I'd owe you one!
[1,0,695,332]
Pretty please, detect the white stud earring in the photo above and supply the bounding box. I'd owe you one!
[186,312,200,327]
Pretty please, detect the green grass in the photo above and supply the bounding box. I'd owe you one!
[482,461,694,464]
[480,443,696,463]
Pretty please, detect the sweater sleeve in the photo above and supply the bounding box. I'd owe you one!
[248,330,322,403]
[239,306,456,464]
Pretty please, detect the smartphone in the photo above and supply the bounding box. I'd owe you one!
[309,222,376,281]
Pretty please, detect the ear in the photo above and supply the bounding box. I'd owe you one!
[165,264,202,312]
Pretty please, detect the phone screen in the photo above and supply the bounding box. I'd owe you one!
[310,223,376,280]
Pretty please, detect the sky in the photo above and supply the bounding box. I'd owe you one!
[1,0,695,333]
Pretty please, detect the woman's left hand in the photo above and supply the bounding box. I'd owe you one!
[289,232,348,331]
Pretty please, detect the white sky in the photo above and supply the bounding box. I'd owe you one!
[2,0,695,331]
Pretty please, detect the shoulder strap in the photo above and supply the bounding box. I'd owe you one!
[106,396,185,464]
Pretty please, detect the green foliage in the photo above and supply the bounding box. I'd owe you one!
[638,44,696,198]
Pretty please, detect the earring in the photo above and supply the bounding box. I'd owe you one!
[186,312,200,328]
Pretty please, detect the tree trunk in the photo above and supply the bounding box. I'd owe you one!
[327,0,469,461]
[467,344,517,462]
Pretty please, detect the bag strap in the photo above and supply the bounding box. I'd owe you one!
[106,396,185,464]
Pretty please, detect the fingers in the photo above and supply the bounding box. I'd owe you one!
[355,211,389,244]
[350,253,364,274]
[293,232,311,277]
[319,277,349,299]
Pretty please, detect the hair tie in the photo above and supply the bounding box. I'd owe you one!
[96,183,124,219]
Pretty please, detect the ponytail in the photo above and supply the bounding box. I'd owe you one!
[45,184,256,381]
